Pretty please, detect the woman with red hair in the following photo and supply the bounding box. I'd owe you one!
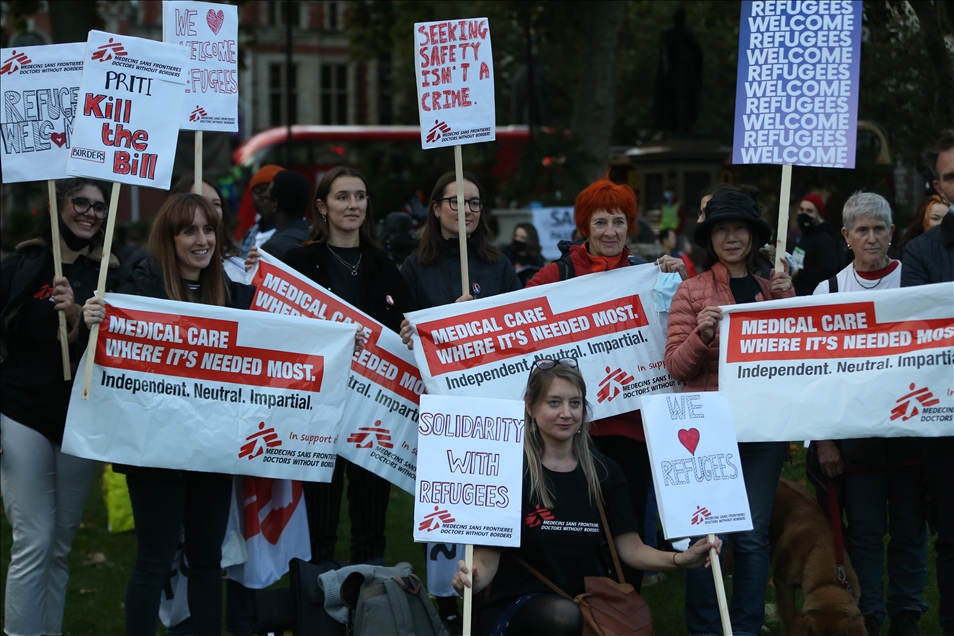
[525,178,686,591]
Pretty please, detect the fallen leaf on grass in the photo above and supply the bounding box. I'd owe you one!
[79,588,95,595]
[83,551,107,566]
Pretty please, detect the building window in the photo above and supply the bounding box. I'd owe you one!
[320,64,348,125]
[268,1,302,27]
[269,62,298,128]
[324,1,343,32]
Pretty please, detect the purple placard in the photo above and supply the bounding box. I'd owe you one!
[732,0,862,168]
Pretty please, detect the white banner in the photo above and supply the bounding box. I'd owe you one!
[414,18,495,149]
[62,293,355,480]
[406,265,680,420]
[162,1,239,132]
[531,207,576,262]
[0,43,85,183]
[413,395,524,547]
[642,392,753,539]
[248,251,423,494]
[66,31,188,189]
[719,283,954,441]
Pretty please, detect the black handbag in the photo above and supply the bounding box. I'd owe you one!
[288,558,348,636]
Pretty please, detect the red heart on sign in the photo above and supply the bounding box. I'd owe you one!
[50,132,67,147]
[678,428,700,455]
[207,9,225,34]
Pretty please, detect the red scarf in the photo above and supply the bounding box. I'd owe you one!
[584,244,627,272]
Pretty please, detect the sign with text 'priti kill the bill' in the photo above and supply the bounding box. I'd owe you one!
[0,43,85,182]
[414,18,495,149]
[733,0,862,168]
[67,31,189,189]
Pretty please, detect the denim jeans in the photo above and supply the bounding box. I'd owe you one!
[685,441,786,636]
[924,436,954,635]
[124,469,231,636]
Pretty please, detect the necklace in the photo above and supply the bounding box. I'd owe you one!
[851,261,890,289]
[328,246,362,276]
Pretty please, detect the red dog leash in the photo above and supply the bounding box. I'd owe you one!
[825,477,854,595]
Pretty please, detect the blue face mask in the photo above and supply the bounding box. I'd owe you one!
[663,191,673,203]
[652,271,682,312]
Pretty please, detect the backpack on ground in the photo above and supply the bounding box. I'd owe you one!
[340,562,449,636]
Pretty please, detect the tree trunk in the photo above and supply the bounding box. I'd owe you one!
[47,0,102,44]
[909,0,954,128]
[570,1,627,183]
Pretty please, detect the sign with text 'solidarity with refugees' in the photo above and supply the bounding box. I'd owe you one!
[733,0,862,168]
[66,31,189,189]
[413,394,524,547]
[247,251,423,494]
[719,283,954,441]
[406,265,680,420]
[0,43,85,182]
[162,1,239,131]
[414,18,495,149]
[62,293,355,481]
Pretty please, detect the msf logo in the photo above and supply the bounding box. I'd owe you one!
[890,383,940,422]
[524,504,555,528]
[597,366,635,403]
[691,506,712,526]
[238,422,282,459]
[1,50,31,75]
[91,38,128,62]
[426,120,451,143]
[419,506,455,532]
[189,105,208,122]
[346,420,393,449]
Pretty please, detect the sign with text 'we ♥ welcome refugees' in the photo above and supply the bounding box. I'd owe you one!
[0,43,85,182]
[63,293,355,481]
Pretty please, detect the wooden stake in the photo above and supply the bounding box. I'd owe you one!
[463,543,474,636]
[454,145,470,297]
[775,164,793,273]
[708,533,733,636]
[194,130,203,192]
[48,180,71,381]
[82,183,121,399]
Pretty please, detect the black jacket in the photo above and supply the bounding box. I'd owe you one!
[792,221,840,296]
[901,212,954,286]
[117,256,255,308]
[282,242,412,334]
[401,238,522,310]
[260,218,311,261]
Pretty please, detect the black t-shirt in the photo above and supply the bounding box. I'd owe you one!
[325,246,362,308]
[476,452,639,634]
[729,275,760,304]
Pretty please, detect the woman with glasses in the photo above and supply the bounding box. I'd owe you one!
[452,360,719,636]
[1,178,120,636]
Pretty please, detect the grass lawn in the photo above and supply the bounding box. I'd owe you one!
[1,444,942,635]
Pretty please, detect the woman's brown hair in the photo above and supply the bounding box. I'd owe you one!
[304,166,380,249]
[414,171,498,266]
[169,174,240,258]
[148,193,229,306]
[896,194,950,257]
[36,178,113,248]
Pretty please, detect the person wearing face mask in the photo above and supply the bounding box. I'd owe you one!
[501,222,545,286]
[1,178,121,636]
[789,193,839,296]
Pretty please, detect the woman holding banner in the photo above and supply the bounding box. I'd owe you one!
[283,166,413,566]
[83,193,254,636]
[1,178,119,636]
[452,361,720,635]
[811,192,926,636]
[665,188,793,636]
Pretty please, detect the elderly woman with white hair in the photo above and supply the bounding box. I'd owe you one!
[811,192,927,636]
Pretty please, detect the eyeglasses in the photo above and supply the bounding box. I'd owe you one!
[529,357,579,379]
[439,197,484,213]
[72,197,108,217]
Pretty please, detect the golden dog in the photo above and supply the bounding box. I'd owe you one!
[769,478,866,636]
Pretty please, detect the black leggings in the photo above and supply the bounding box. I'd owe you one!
[506,594,583,635]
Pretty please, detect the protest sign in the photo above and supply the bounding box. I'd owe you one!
[62,293,355,480]
[162,1,239,132]
[733,0,862,169]
[414,18,495,149]
[642,392,753,539]
[406,265,680,420]
[532,207,576,262]
[66,31,189,189]
[719,283,954,442]
[248,251,423,494]
[0,43,85,182]
[413,394,524,547]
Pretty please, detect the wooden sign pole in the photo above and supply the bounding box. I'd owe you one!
[194,130,203,192]
[454,145,470,297]
[48,180,72,380]
[708,533,733,636]
[462,543,474,636]
[774,164,793,273]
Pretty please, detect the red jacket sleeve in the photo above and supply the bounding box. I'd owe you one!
[525,262,561,288]
[664,282,713,382]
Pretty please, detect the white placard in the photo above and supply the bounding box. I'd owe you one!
[531,207,576,262]
[162,1,239,131]
[641,392,753,539]
[0,43,86,182]
[62,293,355,481]
[413,395,524,547]
[66,31,189,189]
[414,18,495,149]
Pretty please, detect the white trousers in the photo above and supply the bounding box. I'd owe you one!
[1,414,97,636]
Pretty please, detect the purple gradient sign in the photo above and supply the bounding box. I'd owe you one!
[733,1,862,168]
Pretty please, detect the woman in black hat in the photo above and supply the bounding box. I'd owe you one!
[664,189,794,636]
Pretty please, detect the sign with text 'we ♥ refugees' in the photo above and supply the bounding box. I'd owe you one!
[248,251,423,494]
[67,31,189,189]
[406,265,680,419]
[719,283,954,441]
[63,293,355,481]
[733,0,862,168]
[0,43,85,182]
[414,18,495,149]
